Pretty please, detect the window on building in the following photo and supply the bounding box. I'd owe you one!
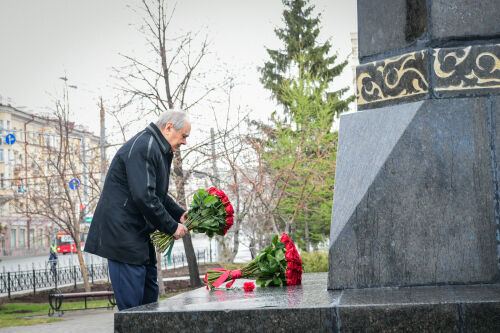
[0,203,4,216]
[29,229,34,247]
[38,229,43,247]
[8,203,12,216]
[0,149,4,163]
[0,173,4,189]
[0,120,3,134]
[7,121,10,130]
[19,229,25,248]
[10,229,16,248]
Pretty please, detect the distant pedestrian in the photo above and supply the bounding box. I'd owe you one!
[49,245,58,278]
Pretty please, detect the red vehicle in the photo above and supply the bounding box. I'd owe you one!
[56,232,85,254]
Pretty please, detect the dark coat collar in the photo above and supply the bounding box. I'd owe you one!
[146,123,172,154]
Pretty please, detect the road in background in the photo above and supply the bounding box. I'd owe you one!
[1,234,252,272]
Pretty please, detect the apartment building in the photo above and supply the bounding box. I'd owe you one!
[0,104,101,257]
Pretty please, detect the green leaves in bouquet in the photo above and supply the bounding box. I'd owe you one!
[189,189,206,208]
[271,234,279,247]
[187,189,227,237]
[202,194,218,207]
[253,234,287,287]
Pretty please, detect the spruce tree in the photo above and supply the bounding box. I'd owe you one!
[259,0,354,250]
[259,0,353,119]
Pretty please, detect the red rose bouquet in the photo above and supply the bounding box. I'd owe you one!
[204,233,302,289]
[151,187,234,252]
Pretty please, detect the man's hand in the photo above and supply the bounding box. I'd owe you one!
[173,223,188,239]
[180,211,188,223]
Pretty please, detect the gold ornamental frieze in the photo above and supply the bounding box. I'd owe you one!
[356,44,500,109]
[434,44,500,92]
[356,50,429,107]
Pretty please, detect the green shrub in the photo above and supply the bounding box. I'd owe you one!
[301,251,328,273]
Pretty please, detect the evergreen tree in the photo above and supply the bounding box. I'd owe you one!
[259,0,352,118]
[259,0,354,250]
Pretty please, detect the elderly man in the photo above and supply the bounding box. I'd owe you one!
[85,111,190,310]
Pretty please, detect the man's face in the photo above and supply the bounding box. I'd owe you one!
[161,121,191,152]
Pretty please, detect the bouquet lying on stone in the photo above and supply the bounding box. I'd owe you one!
[204,233,302,289]
[151,187,234,253]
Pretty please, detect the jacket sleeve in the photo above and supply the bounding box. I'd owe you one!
[164,194,186,222]
[125,137,178,235]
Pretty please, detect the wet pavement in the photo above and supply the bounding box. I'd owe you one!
[0,308,116,333]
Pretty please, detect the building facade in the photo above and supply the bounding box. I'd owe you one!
[0,104,101,257]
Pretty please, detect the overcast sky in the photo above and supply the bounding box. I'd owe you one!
[0,0,357,135]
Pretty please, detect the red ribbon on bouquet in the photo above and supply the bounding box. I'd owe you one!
[204,268,242,288]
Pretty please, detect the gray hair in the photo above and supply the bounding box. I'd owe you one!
[155,110,189,130]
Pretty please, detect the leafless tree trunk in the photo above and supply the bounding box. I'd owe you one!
[172,153,201,286]
[304,219,310,252]
[156,250,166,296]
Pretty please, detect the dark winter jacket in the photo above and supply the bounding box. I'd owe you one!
[84,123,185,265]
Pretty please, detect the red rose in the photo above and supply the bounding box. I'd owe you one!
[208,187,217,195]
[243,282,255,292]
[224,204,234,216]
[280,233,302,286]
[223,216,234,234]
[280,233,291,244]
[215,189,226,199]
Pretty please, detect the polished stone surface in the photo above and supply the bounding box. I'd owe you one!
[329,98,498,289]
[118,274,339,312]
[431,0,500,40]
[357,0,411,60]
[116,273,340,333]
[115,273,500,332]
[357,0,500,60]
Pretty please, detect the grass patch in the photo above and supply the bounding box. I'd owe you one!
[0,299,114,328]
[0,303,60,327]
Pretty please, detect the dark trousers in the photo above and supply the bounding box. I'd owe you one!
[108,259,159,311]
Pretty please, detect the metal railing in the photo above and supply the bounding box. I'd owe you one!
[0,249,209,298]
[160,249,209,269]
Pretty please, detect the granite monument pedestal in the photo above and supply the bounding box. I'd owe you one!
[115,273,500,332]
[329,0,500,288]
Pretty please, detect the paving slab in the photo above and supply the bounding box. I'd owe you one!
[0,308,116,333]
